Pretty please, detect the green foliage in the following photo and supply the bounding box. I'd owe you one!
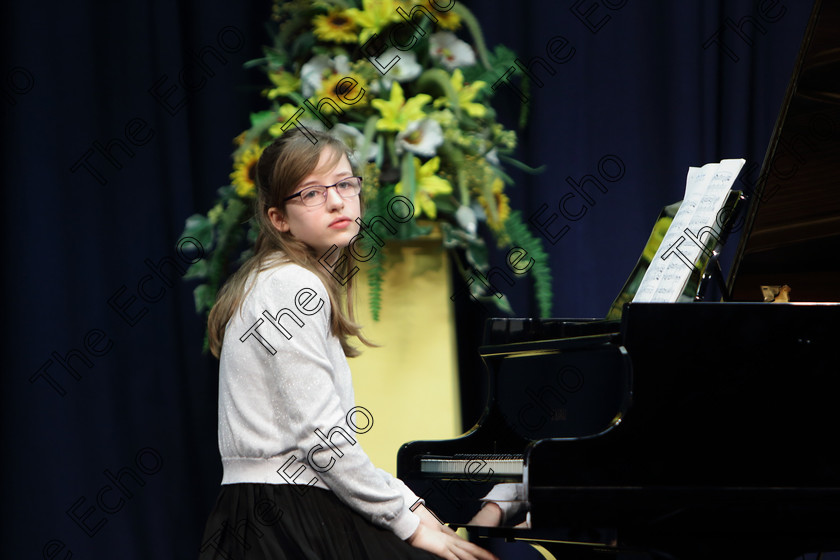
[504,210,553,318]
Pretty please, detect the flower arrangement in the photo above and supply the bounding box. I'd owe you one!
[181,0,553,328]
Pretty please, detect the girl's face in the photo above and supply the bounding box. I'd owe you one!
[268,148,361,255]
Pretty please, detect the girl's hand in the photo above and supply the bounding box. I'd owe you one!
[407,523,499,560]
[413,503,457,535]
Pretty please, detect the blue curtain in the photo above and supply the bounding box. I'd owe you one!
[2,1,815,559]
[473,0,812,317]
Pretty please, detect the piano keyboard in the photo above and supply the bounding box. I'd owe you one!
[420,454,524,476]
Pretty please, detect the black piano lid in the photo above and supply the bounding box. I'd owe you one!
[727,0,840,303]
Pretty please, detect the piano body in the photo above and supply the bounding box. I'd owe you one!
[397,0,840,557]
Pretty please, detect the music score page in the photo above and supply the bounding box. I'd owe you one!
[633,158,745,303]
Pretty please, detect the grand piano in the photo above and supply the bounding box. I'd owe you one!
[397,0,840,557]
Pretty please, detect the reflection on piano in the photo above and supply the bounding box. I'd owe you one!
[398,0,840,557]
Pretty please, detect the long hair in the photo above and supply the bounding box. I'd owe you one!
[207,129,371,358]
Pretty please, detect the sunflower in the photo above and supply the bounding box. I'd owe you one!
[314,71,369,108]
[313,9,359,43]
[230,144,263,198]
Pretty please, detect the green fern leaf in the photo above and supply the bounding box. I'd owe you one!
[366,248,385,322]
[504,210,554,317]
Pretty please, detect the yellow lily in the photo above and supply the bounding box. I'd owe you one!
[268,104,305,137]
[394,0,460,29]
[395,156,453,219]
[265,70,300,100]
[434,69,487,118]
[433,8,461,31]
[371,82,431,132]
[345,0,402,44]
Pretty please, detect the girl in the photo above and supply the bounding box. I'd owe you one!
[198,129,498,560]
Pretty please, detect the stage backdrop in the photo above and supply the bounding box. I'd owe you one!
[2,1,815,559]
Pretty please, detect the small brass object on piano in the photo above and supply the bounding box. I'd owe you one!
[760,285,791,302]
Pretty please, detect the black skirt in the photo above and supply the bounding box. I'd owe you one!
[198,484,442,560]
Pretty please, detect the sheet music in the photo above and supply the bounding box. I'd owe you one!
[633,158,745,303]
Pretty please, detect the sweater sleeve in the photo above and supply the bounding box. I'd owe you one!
[376,468,423,511]
[221,264,420,540]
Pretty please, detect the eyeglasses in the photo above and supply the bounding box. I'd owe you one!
[283,176,363,207]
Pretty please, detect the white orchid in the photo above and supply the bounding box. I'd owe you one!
[396,119,444,157]
[299,54,351,97]
[429,32,476,70]
[286,118,376,165]
[331,123,378,164]
[456,205,478,236]
[379,49,423,86]
[369,50,424,96]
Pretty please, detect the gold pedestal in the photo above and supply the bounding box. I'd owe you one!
[349,239,461,474]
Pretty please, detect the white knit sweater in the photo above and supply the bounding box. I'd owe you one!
[216,257,420,540]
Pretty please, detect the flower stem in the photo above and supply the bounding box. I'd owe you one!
[453,4,492,70]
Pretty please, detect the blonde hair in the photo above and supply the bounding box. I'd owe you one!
[207,129,371,358]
